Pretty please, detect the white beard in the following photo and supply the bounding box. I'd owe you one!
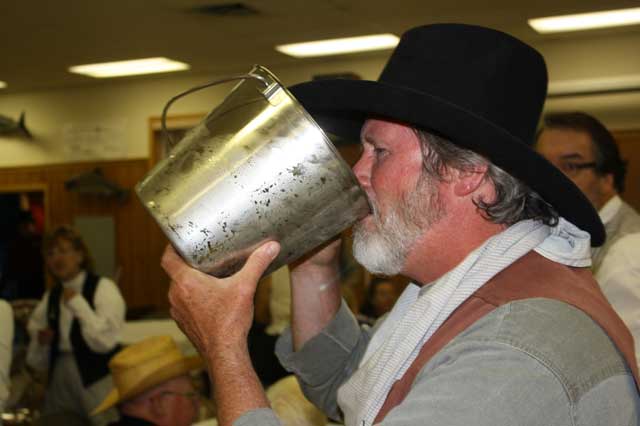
[352,178,444,276]
[352,209,416,276]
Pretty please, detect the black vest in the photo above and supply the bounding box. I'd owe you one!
[47,272,120,387]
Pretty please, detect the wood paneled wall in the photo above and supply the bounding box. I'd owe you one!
[1,129,636,313]
[613,130,640,212]
[0,160,170,311]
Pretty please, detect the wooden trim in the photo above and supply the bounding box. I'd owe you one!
[612,128,640,212]
[147,114,204,168]
[0,182,48,193]
[148,113,204,131]
[0,182,50,232]
[612,129,640,141]
[0,158,145,174]
[0,159,172,309]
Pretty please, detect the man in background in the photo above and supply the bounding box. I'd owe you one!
[92,335,202,426]
[537,111,640,367]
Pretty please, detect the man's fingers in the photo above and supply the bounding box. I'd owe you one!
[240,241,280,284]
[161,245,182,276]
[161,244,204,283]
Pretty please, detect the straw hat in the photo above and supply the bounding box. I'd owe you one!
[92,335,203,415]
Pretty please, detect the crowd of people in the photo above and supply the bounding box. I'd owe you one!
[1,21,640,426]
[0,219,397,426]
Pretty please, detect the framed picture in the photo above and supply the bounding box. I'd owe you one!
[147,114,204,167]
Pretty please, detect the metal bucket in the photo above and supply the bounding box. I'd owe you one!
[136,65,370,277]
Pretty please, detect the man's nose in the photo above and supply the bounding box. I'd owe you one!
[352,154,371,189]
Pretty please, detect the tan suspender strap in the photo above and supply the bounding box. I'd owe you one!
[373,251,639,424]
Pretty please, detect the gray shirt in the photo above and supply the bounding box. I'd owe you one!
[234,297,639,425]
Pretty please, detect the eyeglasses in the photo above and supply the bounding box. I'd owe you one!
[558,161,598,178]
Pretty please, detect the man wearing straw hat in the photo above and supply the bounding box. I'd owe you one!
[92,335,202,426]
[161,23,640,426]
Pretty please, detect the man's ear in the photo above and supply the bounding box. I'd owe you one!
[453,165,488,197]
[599,172,617,197]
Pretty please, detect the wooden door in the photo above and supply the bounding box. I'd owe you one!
[613,129,640,212]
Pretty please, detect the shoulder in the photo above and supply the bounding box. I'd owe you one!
[93,276,124,302]
[615,201,640,231]
[608,232,640,256]
[601,232,640,273]
[396,299,638,425]
[95,275,119,291]
[442,299,631,400]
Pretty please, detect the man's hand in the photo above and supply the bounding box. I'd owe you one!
[62,288,78,303]
[162,242,280,358]
[37,328,55,345]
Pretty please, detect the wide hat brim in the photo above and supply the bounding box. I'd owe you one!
[91,355,203,415]
[289,78,605,246]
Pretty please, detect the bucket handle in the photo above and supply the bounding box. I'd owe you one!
[161,71,273,146]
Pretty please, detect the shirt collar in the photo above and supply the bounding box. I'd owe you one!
[62,269,87,291]
[599,195,622,226]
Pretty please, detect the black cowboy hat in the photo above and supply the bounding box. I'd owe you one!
[290,23,605,246]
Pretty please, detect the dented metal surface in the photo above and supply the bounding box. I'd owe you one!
[136,65,370,277]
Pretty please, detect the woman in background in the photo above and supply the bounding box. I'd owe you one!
[26,226,125,426]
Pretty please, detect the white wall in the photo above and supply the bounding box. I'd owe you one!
[0,57,385,168]
[537,31,640,129]
[1,36,639,168]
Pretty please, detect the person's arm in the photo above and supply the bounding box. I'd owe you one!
[25,293,51,371]
[594,233,640,367]
[275,300,370,420]
[0,300,14,415]
[289,239,343,351]
[273,239,372,420]
[65,277,126,352]
[162,242,282,426]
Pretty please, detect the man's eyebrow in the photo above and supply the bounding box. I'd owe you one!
[559,153,584,161]
[361,133,376,146]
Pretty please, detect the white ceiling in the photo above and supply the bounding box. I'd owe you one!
[2,0,640,94]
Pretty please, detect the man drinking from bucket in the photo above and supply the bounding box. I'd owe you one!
[161,24,640,426]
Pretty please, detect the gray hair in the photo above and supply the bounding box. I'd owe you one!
[414,129,558,226]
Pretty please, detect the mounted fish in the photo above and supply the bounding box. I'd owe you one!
[65,168,129,202]
[0,112,33,139]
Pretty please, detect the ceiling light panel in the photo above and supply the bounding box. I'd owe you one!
[529,7,640,33]
[69,57,190,78]
[276,34,399,58]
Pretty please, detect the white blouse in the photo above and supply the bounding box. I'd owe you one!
[26,270,125,371]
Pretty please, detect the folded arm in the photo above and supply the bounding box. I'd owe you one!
[66,277,126,352]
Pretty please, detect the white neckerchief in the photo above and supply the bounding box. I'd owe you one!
[337,218,591,426]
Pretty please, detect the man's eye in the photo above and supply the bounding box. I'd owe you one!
[374,148,387,157]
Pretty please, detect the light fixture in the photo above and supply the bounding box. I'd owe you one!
[69,57,190,78]
[276,34,399,58]
[0,81,7,89]
[529,7,640,33]
[548,74,640,97]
